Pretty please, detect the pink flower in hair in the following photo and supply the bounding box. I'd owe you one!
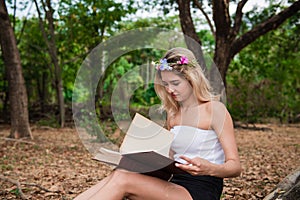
[178,56,188,64]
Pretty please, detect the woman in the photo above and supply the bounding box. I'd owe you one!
[75,47,241,200]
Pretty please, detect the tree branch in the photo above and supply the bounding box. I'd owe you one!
[0,174,61,199]
[231,0,300,57]
[0,174,27,199]
[22,182,60,193]
[33,0,51,52]
[192,0,215,38]
[17,1,34,44]
[231,0,248,37]
[3,137,36,145]
[12,0,16,31]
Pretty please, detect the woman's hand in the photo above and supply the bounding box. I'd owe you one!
[175,156,214,176]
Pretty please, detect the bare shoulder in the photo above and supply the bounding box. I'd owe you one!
[209,101,234,137]
[204,100,228,114]
[211,100,227,109]
[209,101,232,123]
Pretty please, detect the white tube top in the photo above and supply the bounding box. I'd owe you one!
[170,125,225,164]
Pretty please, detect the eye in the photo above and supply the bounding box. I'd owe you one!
[171,81,180,86]
[162,82,168,87]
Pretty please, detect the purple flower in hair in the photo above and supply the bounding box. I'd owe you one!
[157,58,172,70]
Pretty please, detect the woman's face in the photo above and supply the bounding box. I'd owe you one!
[160,71,193,103]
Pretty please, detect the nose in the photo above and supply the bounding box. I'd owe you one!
[166,86,174,94]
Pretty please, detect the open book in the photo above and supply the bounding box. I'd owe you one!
[94,113,187,180]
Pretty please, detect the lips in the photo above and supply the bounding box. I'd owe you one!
[171,93,178,99]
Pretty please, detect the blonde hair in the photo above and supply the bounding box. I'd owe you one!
[154,47,216,121]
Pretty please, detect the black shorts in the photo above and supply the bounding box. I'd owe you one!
[170,174,223,200]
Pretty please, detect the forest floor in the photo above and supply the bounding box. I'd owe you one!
[0,122,299,200]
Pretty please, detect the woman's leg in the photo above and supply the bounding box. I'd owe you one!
[74,175,113,200]
[75,169,193,200]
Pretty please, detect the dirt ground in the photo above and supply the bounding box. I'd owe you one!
[0,123,299,200]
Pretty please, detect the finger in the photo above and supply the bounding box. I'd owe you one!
[175,163,195,171]
[175,163,198,175]
[179,155,196,165]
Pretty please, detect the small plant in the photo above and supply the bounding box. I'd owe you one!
[1,164,13,171]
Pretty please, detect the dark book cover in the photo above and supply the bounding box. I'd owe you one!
[117,151,187,180]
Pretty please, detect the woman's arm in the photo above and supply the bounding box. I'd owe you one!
[211,101,242,178]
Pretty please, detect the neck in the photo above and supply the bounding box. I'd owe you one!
[180,98,199,110]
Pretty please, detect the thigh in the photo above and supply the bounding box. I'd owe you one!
[114,170,193,200]
[74,176,112,200]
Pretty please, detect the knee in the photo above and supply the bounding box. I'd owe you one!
[109,169,130,187]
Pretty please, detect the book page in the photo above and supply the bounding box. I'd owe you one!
[94,151,121,166]
[120,113,173,157]
[99,147,121,156]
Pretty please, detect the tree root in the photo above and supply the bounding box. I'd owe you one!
[0,174,60,199]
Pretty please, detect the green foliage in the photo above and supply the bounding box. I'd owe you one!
[1,164,13,171]
[139,0,177,16]
[58,0,136,49]
[132,83,161,106]
[244,2,283,27]
[1,0,299,126]
[9,188,21,197]
[57,0,137,104]
[197,29,215,55]
[103,57,134,92]
[117,15,180,31]
[36,116,60,128]
[100,49,163,114]
[16,18,54,106]
[227,16,300,123]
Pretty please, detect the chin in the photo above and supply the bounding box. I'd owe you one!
[173,97,180,101]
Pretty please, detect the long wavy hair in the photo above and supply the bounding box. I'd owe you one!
[154,47,216,125]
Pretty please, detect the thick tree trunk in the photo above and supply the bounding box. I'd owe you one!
[0,0,32,139]
[213,40,232,87]
[212,0,233,86]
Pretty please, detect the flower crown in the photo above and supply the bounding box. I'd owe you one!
[154,56,189,71]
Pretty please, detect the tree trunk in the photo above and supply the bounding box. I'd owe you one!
[1,75,9,123]
[212,0,232,86]
[213,41,232,87]
[0,0,32,139]
[34,0,65,127]
[176,0,207,70]
[45,0,65,127]
[36,70,47,113]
